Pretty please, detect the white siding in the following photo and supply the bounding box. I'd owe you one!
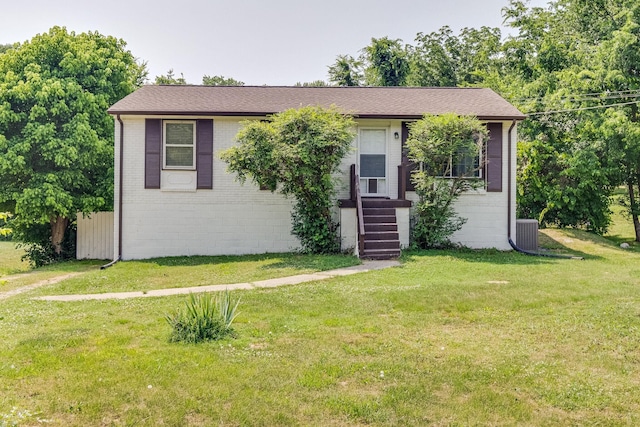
[77,211,114,260]
[339,208,358,254]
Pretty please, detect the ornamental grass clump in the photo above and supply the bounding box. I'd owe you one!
[166,292,240,343]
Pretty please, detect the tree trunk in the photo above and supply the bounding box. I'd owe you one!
[627,180,640,242]
[50,215,69,255]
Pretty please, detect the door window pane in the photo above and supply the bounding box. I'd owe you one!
[360,154,386,177]
[360,129,386,154]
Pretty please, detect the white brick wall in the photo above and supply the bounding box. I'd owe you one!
[116,116,299,259]
[114,116,516,259]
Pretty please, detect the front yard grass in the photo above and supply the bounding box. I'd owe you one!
[0,241,29,276]
[27,253,360,296]
[1,229,640,425]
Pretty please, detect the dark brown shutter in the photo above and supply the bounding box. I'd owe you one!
[486,122,503,192]
[401,122,417,191]
[144,119,161,189]
[196,119,214,189]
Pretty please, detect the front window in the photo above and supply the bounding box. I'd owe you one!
[439,145,482,178]
[164,121,195,169]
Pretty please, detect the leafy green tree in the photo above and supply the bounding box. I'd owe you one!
[406,114,487,248]
[363,37,410,86]
[597,110,640,236]
[500,0,640,237]
[327,55,362,86]
[589,3,640,240]
[154,69,187,85]
[0,26,145,264]
[220,106,355,253]
[407,27,459,87]
[202,75,244,86]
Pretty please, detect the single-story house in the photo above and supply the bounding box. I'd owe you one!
[106,85,525,260]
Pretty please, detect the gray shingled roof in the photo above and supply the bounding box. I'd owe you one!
[108,85,525,120]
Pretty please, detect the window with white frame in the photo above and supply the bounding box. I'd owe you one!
[163,120,196,169]
[438,143,482,178]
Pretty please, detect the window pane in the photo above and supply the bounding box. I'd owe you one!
[360,129,386,154]
[166,147,194,167]
[453,150,480,177]
[166,123,194,145]
[377,179,386,194]
[361,154,385,177]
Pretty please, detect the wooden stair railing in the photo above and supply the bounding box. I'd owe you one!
[351,164,365,258]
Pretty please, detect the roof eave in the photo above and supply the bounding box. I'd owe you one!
[108,110,527,121]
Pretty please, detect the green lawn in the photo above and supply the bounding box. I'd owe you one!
[2,227,640,425]
[606,199,639,248]
[0,241,29,276]
[28,253,360,296]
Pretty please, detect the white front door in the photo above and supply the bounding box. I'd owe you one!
[359,128,387,196]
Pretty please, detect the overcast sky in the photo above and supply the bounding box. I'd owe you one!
[1,0,549,86]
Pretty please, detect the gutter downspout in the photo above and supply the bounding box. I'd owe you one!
[506,120,583,260]
[101,115,124,269]
[507,120,516,246]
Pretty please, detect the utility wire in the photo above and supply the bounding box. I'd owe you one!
[526,99,640,116]
[511,89,640,103]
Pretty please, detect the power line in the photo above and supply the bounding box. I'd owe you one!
[526,99,640,116]
[511,89,640,103]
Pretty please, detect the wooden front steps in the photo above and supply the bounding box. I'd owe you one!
[361,199,401,260]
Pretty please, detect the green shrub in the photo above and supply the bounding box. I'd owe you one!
[166,292,240,343]
[14,221,76,267]
[220,106,355,254]
[410,174,467,249]
[406,114,487,249]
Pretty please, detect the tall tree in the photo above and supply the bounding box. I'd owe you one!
[407,27,460,87]
[327,55,362,86]
[363,37,410,86]
[502,0,640,237]
[0,27,145,264]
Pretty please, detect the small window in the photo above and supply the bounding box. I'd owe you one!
[164,121,195,169]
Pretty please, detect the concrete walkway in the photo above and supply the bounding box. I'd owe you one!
[34,260,401,302]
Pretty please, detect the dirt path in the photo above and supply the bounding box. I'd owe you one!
[0,272,84,300]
